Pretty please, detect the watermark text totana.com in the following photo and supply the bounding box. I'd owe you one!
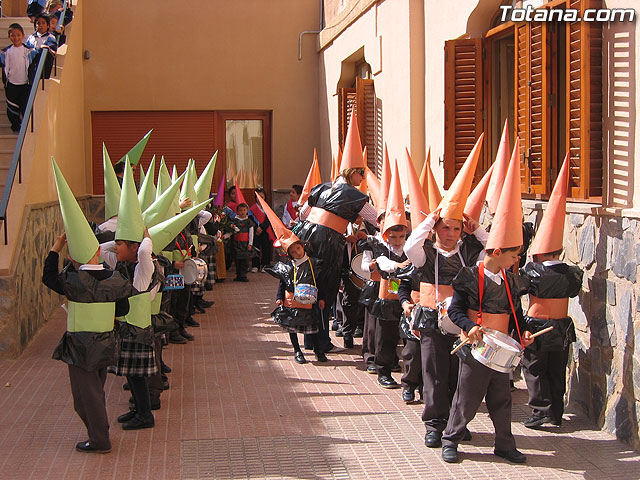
[499,5,635,22]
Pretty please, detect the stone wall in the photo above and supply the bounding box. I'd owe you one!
[0,196,104,358]
[523,201,640,451]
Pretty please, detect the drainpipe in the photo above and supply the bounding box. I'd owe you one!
[298,0,324,61]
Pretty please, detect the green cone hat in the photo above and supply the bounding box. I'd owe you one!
[142,169,187,227]
[156,156,171,200]
[115,157,145,242]
[103,143,122,220]
[138,155,157,211]
[194,152,218,204]
[171,165,180,214]
[139,164,146,186]
[148,198,210,254]
[116,129,153,165]
[51,157,99,264]
[180,158,197,204]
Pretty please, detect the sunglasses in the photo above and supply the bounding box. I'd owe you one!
[355,169,365,175]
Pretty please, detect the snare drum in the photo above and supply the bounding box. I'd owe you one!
[293,283,318,304]
[164,274,185,290]
[471,327,523,373]
[192,258,208,283]
[180,258,199,285]
[437,297,461,336]
[349,253,370,288]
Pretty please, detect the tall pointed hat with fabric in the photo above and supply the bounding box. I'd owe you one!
[115,158,145,242]
[365,167,384,215]
[143,170,187,227]
[486,137,523,250]
[234,180,248,205]
[180,159,197,204]
[438,133,484,220]
[194,152,218,204]
[103,143,121,220]
[156,156,172,200]
[171,165,180,214]
[213,174,226,207]
[487,119,511,215]
[137,155,156,211]
[116,129,152,166]
[530,152,570,255]
[400,148,429,230]
[51,157,99,264]
[139,164,146,186]
[382,159,407,239]
[420,148,442,212]
[339,110,365,171]
[254,192,301,253]
[299,148,322,206]
[148,198,211,255]
[464,163,494,222]
[380,144,392,209]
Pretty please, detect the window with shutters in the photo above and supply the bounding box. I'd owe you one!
[443,0,603,201]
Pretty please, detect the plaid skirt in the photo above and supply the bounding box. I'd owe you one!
[205,253,216,290]
[108,340,158,377]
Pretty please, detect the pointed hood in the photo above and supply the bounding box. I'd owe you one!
[419,148,442,212]
[439,133,484,220]
[142,170,187,227]
[339,110,364,171]
[487,119,511,215]
[365,167,384,215]
[530,152,570,255]
[464,163,494,222]
[299,149,322,206]
[156,156,172,200]
[380,144,392,209]
[51,158,99,264]
[103,143,122,221]
[180,159,197,204]
[486,137,523,250]
[213,174,226,207]
[137,155,156,211]
[116,129,152,165]
[330,154,338,182]
[194,152,218,204]
[401,148,429,230]
[139,164,146,186]
[148,198,210,255]
[171,165,181,214]
[382,160,407,239]
[255,193,301,253]
[234,180,247,205]
[115,158,145,242]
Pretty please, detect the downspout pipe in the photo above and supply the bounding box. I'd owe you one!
[298,0,323,61]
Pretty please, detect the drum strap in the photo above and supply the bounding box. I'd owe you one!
[293,259,317,287]
[502,267,524,347]
[175,233,192,260]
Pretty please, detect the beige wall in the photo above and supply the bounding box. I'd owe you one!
[81,0,321,192]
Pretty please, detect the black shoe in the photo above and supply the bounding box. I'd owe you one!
[161,362,172,374]
[151,401,161,411]
[494,448,526,463]
[75,441,111,454]
[510,380,517,391]
[377,375,400,389]
[353,327,363,338]
[216,278,225,283]
[193,304,205,314]
[523,414,553,428]
[185,317,200,327]
[425,431,442,448]
[234,277,249,282]
[315,352,328,362]
[168,332,187,344]
[122,382,130,391]
[343,333,354,349]
[390,363,402,373]
[122,414,155,430]
[366,364,377,374]
[402,387,415,403]
[199,299,214,308]
[117,410,137,423]
[162,380,170,390]
[294,351,307,364]
[331,318,340,331]
[179,328,194,341]
[462,428,472,441]
[335,327,344,337]
[442,446,458,463]
[551,417,562,426]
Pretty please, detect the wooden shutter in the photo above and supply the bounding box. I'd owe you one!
[444,38,483,188]
[566,0,603,199]
[356,78,377,172]
[338,87,357,149]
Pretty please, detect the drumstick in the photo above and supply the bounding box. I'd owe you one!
[450,337,471,355]
[530,326,554,338]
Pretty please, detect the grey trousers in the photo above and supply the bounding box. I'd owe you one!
[68,365,111,450]
[521,347,569,421]
[420,330,458,432]
[442,356,516,451]
[400,338,422,389]
[374,317,400,377]
[362,309,377,365]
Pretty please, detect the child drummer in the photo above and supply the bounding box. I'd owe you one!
[520,155,583,429]
[441,139,534,464]
[257,194,328,363]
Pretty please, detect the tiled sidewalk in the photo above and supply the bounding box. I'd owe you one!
[0,273,638,479]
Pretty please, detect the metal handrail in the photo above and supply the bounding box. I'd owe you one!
[0,0,70,245]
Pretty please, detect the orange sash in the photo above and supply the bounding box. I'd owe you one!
[419,282,454,309]
[307,207,349,234]
[379,278,399,300]
[410,290,420,304]
[527,296,569,320]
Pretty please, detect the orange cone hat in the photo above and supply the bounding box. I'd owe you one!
[400,148,429,230]
[358,147,369,195]
[380,144,392,208]
[464,163,494,222]
[382,160,407,239]
[439,133,484,220]
[234,180,248,205]
[339,110,365,171]
[487,119,511,215]
[486,136,523,250]
[365,167,384,214]
[299,149,322,206]
[330,154,337,182]
[530,152,570,256]
[420,148,442,212]
[255,193,301,253]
